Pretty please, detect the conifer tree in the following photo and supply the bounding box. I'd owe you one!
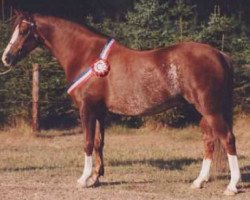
[169,0,196,42]
[124,0,172,49]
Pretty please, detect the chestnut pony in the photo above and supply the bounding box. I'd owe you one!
[1,12,240,195]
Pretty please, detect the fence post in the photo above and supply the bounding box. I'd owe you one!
[32,63,39,134]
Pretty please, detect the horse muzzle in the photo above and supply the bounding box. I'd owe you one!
[2,52,18,67]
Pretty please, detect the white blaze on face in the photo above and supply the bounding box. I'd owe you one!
[2,24,20,66]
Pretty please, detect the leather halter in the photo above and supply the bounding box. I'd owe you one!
[22,19,35,26]
[21,19,41,42]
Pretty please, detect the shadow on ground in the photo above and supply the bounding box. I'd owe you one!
[98,180,154,187]
[241,165,250,183]
[108,157,201,170]
[215,164,250,191]
[0,165,60,172]
[37,129,82,138]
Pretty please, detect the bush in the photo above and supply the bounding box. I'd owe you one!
[0,22,77,128]
[0,1,249,129]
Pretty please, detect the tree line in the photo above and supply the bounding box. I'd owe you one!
[0,0,249,128]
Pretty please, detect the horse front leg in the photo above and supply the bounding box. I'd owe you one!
[87,117,105,186]
[77,107,96,188]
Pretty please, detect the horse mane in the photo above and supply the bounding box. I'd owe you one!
[33,14,109,40]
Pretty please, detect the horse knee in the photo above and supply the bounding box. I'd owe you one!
[84,141,94,156]
[203,137,215,159]
[200,118,214,159]
[220,133,236,155]
[200,118,210,134]
[94,136,103,149]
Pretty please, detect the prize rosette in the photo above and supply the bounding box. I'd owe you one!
[92,59,110,77]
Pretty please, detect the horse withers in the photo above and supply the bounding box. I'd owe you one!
[1,11,240,195]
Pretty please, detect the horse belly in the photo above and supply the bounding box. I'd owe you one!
[106,82,181,116]
[107,94,182,116]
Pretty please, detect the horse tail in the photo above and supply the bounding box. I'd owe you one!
[214,51,234,173]
[220,51,234,130]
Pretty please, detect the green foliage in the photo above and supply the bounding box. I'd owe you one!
[234,65,250,113]
[0,21,77,127]
[198,6,242,52]
[29,49,78,128]
[124,0,171,49]
[0,1,249,128]
[0,22,31,123]
[144,104,200,127]
[197,5,250,67]
[86,0,172,49]
[196,5,250,112]
[169,0,197,42]
[87,0,196,50]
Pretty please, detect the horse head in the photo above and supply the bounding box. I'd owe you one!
[2,10,40,67]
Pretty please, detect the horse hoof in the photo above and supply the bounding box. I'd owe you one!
[223,188,237,196]
[190,180,202,189]
[86,177,100,187]
[77,179,88,188]
[190,182,201,189]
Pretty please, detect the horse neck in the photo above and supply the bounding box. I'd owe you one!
[34,15,107,82]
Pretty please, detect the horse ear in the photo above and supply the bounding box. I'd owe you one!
[13,9,22,16]
[13,9,30,18]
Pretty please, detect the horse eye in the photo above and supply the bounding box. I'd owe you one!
[19,30,28,36]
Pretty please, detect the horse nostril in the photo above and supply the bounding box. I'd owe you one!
[4,56,11,64]
[2,53,15,66]
[5,53,16,65]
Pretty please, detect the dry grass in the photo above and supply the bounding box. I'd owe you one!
[0,115,249,200]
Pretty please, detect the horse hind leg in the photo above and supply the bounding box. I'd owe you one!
[191,117,214,189]
[204,113,241,195]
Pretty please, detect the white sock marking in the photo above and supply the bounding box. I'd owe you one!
[77,154,93,186]
[198,158,211,180]
[227,154,240,192]
[2,25,20,66]
[192,158,212,188]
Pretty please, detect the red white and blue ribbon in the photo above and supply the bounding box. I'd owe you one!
[67,38,115,94]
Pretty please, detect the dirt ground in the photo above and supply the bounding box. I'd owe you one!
[0,115,249,200]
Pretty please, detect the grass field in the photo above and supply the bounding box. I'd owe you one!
[0,115,249,200]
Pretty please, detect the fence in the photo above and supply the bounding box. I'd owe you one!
[0,62,78,132]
